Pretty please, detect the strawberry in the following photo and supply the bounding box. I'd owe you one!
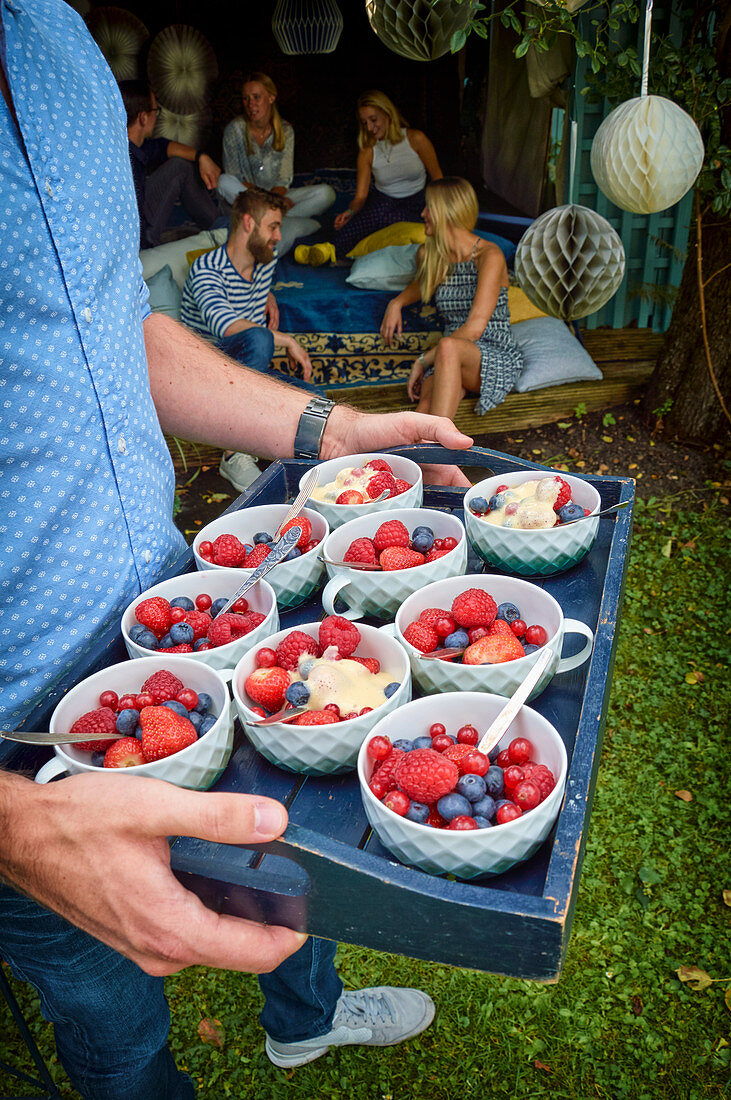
[103,737,146,768]
[424,548,451,563]
[244,667,290,711]
[553,477,572,512]
[418,607,451,627]
[141,670,184,705]
[441,743,476,767]
[487,619,513,636]
[343,537,377,565]
[293,710,340,725]
[372,746,405,792]
[139,706,198,761]
[352,656,380,674]
[69,706,118,751]
[402,621,438,653]
[372,520,410,553]
[394,748,458,803]
[379,547,424,571]
[451,589,498,629]
[243,543,271,569]
[165,643,193,652]
[462,633,526,665]
[336,490,365,504]
[281,516,312,549]
[394,479,411,494]
[318,615,361,657]
[208,612,254,648]
[275,630,320,671]
[211,533,247,568]
[364,459,393,473]
[366,472,397,499]
[182,608,213,640]
[135,597,171,639]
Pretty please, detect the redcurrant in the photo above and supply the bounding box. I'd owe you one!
[510,619,527,637]
[447,815,478,830]
[177,688,199,711]
[429,722,446,738]
[431,733,454,753]
[195,593,212,611]
[496,802,522,824]
[198,541,213,560]
[460,750,489,776]
[508,737,533,765]
[367,735,392,761]
[525,624,548,646]
[435,617,455,639]
[255,647,278,668]
[135,693,154,711]
[383,790,410,816]
[496,749,511,768]
[468,627,488,643]
[169,606,186,623]
[118,694,137,712]
[456,724,479,746]
[513,779,542,811]
[324,702,341,717]
[231,597,249,615]
[442,536,459,551]
[99,690,118,710]
[503,764,525,791]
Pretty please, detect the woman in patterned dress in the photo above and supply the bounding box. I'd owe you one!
[381,177,523,419]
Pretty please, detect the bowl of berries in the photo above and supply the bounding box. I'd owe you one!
[320,509,468,621]
[41,656,234,789]
[464,471,601,576]
[192,505,328,609]
[121,570,279,677]
[231,616,411,775]
[301,453,423,530]
[391,574,593,701]
[357,692,567,878]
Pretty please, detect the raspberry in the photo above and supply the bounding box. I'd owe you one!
[318,615,361,657]
[208,612,252,648]
[281,516,312,549]
[182,608,213,640]
[135,596,171,639]
[366,472,397,499]
[394,748,458,803]
[402,621,438,653]
[141,670,185,705]
[553,477,572,512]
[211,533,247,568]
[69,706,118,751]
[364,459,393,473]
[394,479,411,494]
[336,490,365,504]
[372,520,410,554]
[372,746,405,792]
[275,630,320,671]
[343,537,377,565]
[419,607,451,628]
[379,547,425,571]
[239,611,266,632]
[352,656,380,674]
[243,544,271,569]
[294,710,340,725]
[451,589,498,629]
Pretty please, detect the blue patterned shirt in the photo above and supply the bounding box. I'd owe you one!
[0,0,186,729]
[181,244,277,339]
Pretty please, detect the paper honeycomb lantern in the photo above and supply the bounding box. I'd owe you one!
[515,205,626,322]
[365,0,475,61]
[272,0,344,54]
[591,95,704,214]
[147,25,218,115]
[86,7,148,81]
[154,106,207,149]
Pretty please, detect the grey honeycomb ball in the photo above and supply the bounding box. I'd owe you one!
[365,0,475,61]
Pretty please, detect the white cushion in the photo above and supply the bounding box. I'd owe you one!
[511,317,603,393]
[346,243,420,292]
[140,227,229,291]
[144,264,182,321]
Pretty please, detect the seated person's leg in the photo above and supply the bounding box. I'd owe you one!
[333,191,394,259]
[217,173,246,206]
[144,157,219,247]
[278,214,321,257]
[285,184,336,219]
[219,325,275,373]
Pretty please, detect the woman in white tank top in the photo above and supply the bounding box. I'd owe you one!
[295,89,442,265]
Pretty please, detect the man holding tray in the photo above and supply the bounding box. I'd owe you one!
[0,2,472,1096]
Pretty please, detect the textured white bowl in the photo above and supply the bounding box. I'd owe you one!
[192,504,329,609]
[231,622,411,775]
[121,569,279,680]
[465,471,601,577]
[41,656,234,789]
[390,574,593,701]
[321,507,468,621]
[300,452,423,530]
[358,692,567,878]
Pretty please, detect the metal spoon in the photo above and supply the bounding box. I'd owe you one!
[0,729,121,745]
[476,647,553,757]
[318,555,381,571]
[272,467,319,542]
[559,500,629,525]
[250,705,309,726]
[214,524,303,618]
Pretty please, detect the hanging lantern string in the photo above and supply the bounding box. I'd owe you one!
[569,118,578,204]
[641,0,653,98]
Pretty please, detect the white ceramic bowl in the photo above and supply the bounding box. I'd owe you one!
[192,504,329,610]
[389,574,593,701]
[358,692,567,878]
[300,452,423,530]
[41,656,234,789]
[121,569,279,680]
[320,508,468,621]
[231,622,411,775]
[464,471,601,576]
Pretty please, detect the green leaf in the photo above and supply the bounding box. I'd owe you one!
[677,966,713,991]
[450,28,468,52]
[638,866,662,885]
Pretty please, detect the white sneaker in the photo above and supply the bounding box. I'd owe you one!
[264,986,435,1068]
[218,452,260,492]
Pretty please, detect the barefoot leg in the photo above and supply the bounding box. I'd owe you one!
[428,337,481,420]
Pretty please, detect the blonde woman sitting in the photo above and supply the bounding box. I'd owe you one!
[296,89,441,266]
[381,177,523,419]
[217,72,335,256]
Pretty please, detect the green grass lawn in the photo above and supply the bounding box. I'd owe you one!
[3,496,729,1099]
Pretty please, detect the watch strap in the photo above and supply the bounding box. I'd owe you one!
[293,397,335,459]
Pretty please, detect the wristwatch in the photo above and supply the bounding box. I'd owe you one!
[293,396,335,459]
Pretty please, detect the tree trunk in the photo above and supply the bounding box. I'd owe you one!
[642,209,731,443]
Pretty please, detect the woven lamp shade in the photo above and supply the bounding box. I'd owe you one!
[147,25,218,115]
[365,0,475,61]
[515,205,625,322]
[272,0,344,55]
[86,7,148,81]
[591,95,704,214]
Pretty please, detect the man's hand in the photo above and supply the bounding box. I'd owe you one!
[266,293,280,331]
[0,772,306,977]
[380,300,403,347]
[198,154,221,191]
[286,337,313,383]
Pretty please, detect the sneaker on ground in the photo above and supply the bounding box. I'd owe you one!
[264,985,435,1069]
[219,452,261,492]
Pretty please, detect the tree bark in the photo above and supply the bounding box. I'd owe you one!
[642,211,731,444]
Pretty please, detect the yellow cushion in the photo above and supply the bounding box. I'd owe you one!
[186,246,216,266]
[508,286,548,323]
[347,222,426,259]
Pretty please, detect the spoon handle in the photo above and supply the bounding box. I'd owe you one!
[214,524,303,619]
[1,729,120,745]
[476,647,553,758]
[273,467,319,542]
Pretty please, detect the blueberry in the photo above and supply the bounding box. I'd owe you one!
[136,629,160,650]
[436,792,472,821]
[456,773,487,802]
[473,815,493,829]
[283,547,301,562]
[116,708,140,734]
[488,746,500,763]
[472,794,496,820]
[488,492,507,511]
[523,643,540,655]
[253,531,273,545]
[157,633,175,649]
[496,602,521,624]
[405,801,430,824]
[242,543,254,557]
[129,622,147,642]
[299,657,316,680]
[193,638,210,651]
[194,692,212,715]
[170,596,194,611]
[199,714,216,736]
[162,700,189,718]
[444,629,469,649]
[411,533,433,555]
[188,710,203,732]
[413,736,433,751]
[384,681,400,698]
[286,681,310,706]
[210,598,228,618]
[91,750,106,767]
[134,725,144,739]
[170,622,194,645]
[470,495,488,514]
[412,525,434,539]
[558,502,585,524]
[484,765,505,799]
[392,738,414,752]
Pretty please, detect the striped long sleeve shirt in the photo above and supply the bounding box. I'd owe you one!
[181,244,277,340]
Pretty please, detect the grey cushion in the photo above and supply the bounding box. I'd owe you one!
[144,264,182,321]
[346,243,420,292]
[511,317,602,393]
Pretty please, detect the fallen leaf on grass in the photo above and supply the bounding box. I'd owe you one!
[203,492,231,504]
[724,890,731,907]
[575,460,586,468]
[685,670,703,684]
[674,790,693,802]
[602,435,614,443]
[557,422,572,429]
[632,995,643,1016]
[726,988,731,1013]
[534,1060,552,1073]
[198,1018,225,1047]
[661,539,673,558]
[677,966,713,991]
[628,463,638,470]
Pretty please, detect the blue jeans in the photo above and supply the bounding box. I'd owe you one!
[0,883,341,1098]
[218,326,323,395]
